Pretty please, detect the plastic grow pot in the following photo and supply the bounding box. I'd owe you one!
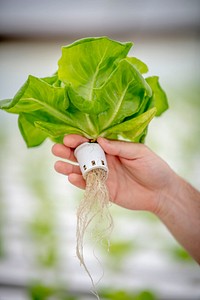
[74,142,108,179]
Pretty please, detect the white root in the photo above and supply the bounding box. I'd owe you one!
[76,168,113,295]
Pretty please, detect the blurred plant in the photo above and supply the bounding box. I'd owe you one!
[100,289,156,300]
[28,281,77,300]
[164,82,200,183]
[28,209,58,268]
[23,151,59,268]
[21,150,63,299]
[0,192,5,258]
[104,239,136,270]
[168,244,194,263]
[0,130,7,258]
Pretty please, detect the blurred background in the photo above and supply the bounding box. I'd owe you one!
[0,0,200,299]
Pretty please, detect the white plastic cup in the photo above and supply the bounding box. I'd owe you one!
[74,142,108,179]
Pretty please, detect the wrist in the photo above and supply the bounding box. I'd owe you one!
[154,171,183,220]
[153,173,200,263]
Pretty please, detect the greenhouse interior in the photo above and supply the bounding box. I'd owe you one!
[0,0,200,300]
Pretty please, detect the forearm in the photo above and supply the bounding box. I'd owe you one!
[157,174,200,263]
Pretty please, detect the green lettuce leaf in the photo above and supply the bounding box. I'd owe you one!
[96,59,152,131]
[101,108,156,141]
[126,57,149,74]
[18,113,48,147]
[58,37,132,114]
[0,37,169,147]
[1,75,69,116]
[146,76,168,116]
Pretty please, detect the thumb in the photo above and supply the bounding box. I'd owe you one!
[97,137,146,160]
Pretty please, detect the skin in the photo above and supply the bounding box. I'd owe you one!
[52,134,200,264]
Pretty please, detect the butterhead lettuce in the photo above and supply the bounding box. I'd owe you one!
[0,37,168,147]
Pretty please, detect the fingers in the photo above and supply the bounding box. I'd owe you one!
[68,173,86,189]
[54,160,81,176]
[52,135,89,162]
[97,137,148,160]
[54,161,85,190]
[52,134,89,179]
[52,143,76,162]
[63,134,89,149]
[52,135,89,190]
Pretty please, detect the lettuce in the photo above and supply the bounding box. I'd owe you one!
[0,37,168,147]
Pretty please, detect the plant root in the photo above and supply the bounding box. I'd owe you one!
[76,168,113,296]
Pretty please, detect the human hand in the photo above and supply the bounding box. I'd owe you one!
[52,134,200,262]
[52,134,176,215]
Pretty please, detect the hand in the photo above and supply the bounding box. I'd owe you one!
[51,134,176,215]
[52,134,200,263]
